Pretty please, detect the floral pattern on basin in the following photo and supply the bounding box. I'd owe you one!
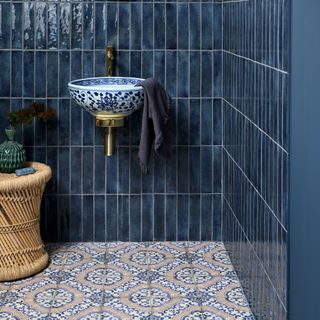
[68,77,145,116]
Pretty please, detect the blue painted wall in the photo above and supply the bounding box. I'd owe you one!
[222,1,289,319]
[0,1,223,242]
[290,1,320,319]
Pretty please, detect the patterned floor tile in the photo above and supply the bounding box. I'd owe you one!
[0,242,254,320]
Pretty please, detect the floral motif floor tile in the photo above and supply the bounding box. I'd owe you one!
[0,242,254,320]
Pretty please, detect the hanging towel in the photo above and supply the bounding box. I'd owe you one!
[136,78,172,174]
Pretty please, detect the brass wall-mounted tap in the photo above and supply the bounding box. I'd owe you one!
[106,45,114,77]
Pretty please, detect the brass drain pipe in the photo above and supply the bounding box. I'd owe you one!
[96,114,125,156]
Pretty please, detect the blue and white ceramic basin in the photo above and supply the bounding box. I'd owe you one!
[68,77,145,116]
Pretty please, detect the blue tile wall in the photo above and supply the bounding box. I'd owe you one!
[0,1,223,243]
[222,1,289,319]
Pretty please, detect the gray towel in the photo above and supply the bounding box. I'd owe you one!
[136,78,172,174]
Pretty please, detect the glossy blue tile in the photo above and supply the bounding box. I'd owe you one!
[201,99,213,145]
[119,3,129,50]
[0,100,10,141]
[189,195,200,241]
[190,147,200,193]
[166,51,177,97]
[23,2,34,49]
[35,51,46,98]
[142,51,154,79]
[130,51,142,78]
[178,147,189,193]
[58,99,70,146]
[166,147,177,194]
[83,147,94,194]
[154,195,165,241]
[201,3,213,50]
[83,51,94,78]
[58,195,69,241]
[45,196,58,242]
[201,51,213,97]
[118,147,129,194]
[94,3,105,49]
[59,2,70,49]
[83,196,94,241]
[201,194,212,241]
[0,51,10,97]
[130,3,141,50]
[166,3,177,49]
[118,195,129,241]
[189,3,200,50]
[11,3,22,49]
[71,147,82,194]
[11,52,22,97]
[190,99,201,145]
[95,195,106,241]
[165,195,177,241]
[213,3,222,49]
[106,195,118,241]
[48,3,58,49]
[178,3,188,50]
[70,195,82,242]
[47,52,58,97]
[59,51,70,97]
[178,51,189,97]
[189,52,201,97]
[154,51,165,89]
[178,195,189,241]
[142,4,153,50]
[201,146,212,193]
[177,99,189,145]
[47,99,59,146]
[35,2,46,49]
[130,195,141,242]
[95,147,106,194]
[142,194,153,241]
[154,3,165,49]
[106,3,117,48]
[58,147,70,194]
[83,3,94,50]
[23,51,34,97]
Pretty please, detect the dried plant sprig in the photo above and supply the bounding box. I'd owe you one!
[7,103,55,129]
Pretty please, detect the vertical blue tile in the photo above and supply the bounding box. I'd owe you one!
[154,3,165,49]
[0,3,11,48]
[189,3,200,50]
[178,195,189,241]
[23,2,34,49]
[190,52,200,97]
[178,3,188,50]
[213,147,222,193]
[130,195,141,242]
[154,156,166,194]
[166,51,177,97]
[166,3,177,49]
[107,3,118,48]
[142,51,154,79]
[106,155,117,194]
[35,51,46,98]
[70,195,82,242]
[58,195,70,241]
[142,152,153,193]
[190,99,201,145]
[58,147,70,194]
[35,2,46,49]
[83,147,94,194]
[71,147,82,194]
[202,3,213,50]
[154,51,165,88]
[118,148,129,194]
[177,99,189,145]
[212,195,222,240]
[213,3,222,49]
[117,51,130,77]
[118,195,129,241]
[154,195,165,242]
[190,147,200,193]
[95,195,106,241]
[47,99,58,146]
[130,148,141,194]
[106,195,118,241]
[119,3,129,50]
[58,99,70,146]
[202,51,213,97]
[189,195,200,241]
[130,51,141,78]
[166,147,177,194]
[59,2,71,49]
[83,51,94,78]
[95,51,105,77]
[45,196,58,242]
[0,100,10,141]
[130,3,141,50]
[83,196,94,241]
[12,3,22,49]
[71,51,82,82]
[71,3,82,49]
[178,147,189,193]
[166,195,177,241]
[95,3,106,49]
[142,194,153,241]
[214,51,222,97]
[178,51,189,97]
[59,51,70,97]
[201,99,213,145]
[201,194,212,241]
[48,3,58,49]
[47,52,58,97]
[201,146,212,193]
[23,52,34,97]
[95,147,106,194]
[83,3,94,50]
[142,4,153,50]
[213,99,222,145]
[0,52,10,96]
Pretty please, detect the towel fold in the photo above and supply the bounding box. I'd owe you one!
[136,78,172,174]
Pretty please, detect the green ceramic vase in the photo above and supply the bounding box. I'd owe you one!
[0,128,26,173]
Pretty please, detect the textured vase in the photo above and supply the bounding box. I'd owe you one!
[0,128,26,173]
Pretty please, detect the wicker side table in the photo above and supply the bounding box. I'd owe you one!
[0,162,51,281]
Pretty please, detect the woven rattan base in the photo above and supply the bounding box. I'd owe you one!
[0,162,51,281]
